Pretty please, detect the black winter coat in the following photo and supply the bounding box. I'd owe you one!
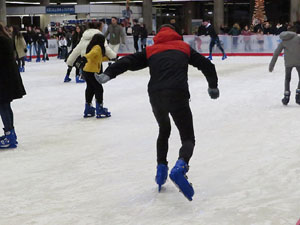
[132,24,140,37]
[140,26,148,39]
[205,24,218,39]
[104,27,218,98]
[0,36,26,103]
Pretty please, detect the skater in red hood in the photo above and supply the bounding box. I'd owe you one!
[94,24,219,201]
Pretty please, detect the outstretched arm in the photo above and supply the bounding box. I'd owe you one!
[94,51,148,84]
[189,48,218,89]
[269,42,283,72]
[104,51,148,79]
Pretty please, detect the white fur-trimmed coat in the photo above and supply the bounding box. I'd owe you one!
[66,29,117,67]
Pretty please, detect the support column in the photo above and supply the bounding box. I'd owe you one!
[143,0,152,33]
[77,0,89,19]
[184,2,196,34]
[214,0,224,34]
[40,0,50,6]
[40,0,50,30]
[0,0,7,26]
[290,0,300,23]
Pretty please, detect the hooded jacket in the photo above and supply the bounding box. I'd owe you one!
[104,27,218,97]
[66,29,117,67]
[269,31,300,71]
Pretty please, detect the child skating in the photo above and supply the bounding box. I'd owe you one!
[82,34,111,118]
[269,31,300,105]
[94,25,219,201]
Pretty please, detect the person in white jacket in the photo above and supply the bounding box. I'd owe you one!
[65,22,117,82]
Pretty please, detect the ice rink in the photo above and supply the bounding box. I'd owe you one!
[1,56,300,225]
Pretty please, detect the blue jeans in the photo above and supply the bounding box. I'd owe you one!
[0,102,14,132]
[37,43,46,60]
[209,37,225,56]
[28,43,37,60]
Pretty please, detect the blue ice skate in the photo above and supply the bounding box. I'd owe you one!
[64,75,71,83]
[155,164,168,192]
[222,54,227,60]
[0,129,17,144]
[207,55,213,60]
[21,67,25,72]
[83,103,95,118]
[76,76,85,83]
[282,91,290,105]
[36,58,40,62]
[169,159,194,201]
[0,130,17,149]
[96,103,111,118]
[296,89,300,105]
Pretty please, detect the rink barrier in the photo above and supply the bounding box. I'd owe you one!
[26,35,285,59]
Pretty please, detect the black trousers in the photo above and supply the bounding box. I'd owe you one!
[149,91,195,165]
[17,57,25,68]
[83,71,104,104]
[209,37,225,56]
[0,102,14,132]
[66,66,80,77]
[133,36,139,52]
[285,66,300,93]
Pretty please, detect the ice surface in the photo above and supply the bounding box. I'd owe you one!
[0,56,300,225]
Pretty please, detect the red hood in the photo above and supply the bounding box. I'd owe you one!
[153,27,182,44]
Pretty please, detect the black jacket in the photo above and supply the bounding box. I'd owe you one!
[36,32,48,47]
[132,24,140,37]
[24,31,35,44]
[205,24,218,39]
[71,32,82,50]
[140,26,148,39]
[0,36,26,103]
[104,27,218,97]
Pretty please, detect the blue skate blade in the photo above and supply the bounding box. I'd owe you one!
[0,144,17,149]
[158,185,162,192]
[169,174,194,201]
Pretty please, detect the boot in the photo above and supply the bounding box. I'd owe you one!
[282,91,290,105]
[96,102,111,118]
[76,75,85,83]
[296,89,300,105]
[83,103,95,118]
[36,58,40,63]
[0,130,17,149]
[64,75,71,83]
[222,53,227,60]
[1,129,18,144]
[207,55,212,60]
[155,164,168,192]
[169,159,194,201]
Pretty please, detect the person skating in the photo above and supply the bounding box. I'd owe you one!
[0,23,26,149]
[66,22,117,83]
[104,17,125,53]
[94,25,219,201]
[202,20,227,60]
[269,31,300,105]
[35,28,48,62]
[132,19,140,52]
[82,34,111,119]
[12,26,27,72]
[64,26,84,83]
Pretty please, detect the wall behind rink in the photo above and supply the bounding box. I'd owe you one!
[27,35,283,58]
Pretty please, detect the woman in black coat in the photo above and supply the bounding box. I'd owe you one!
[0,23,26,149]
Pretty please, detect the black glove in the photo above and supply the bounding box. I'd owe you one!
[75,57,87,69]
[208,88,220,99]
[24,48,27,53]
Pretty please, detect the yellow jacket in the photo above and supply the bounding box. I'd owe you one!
[83,45,108,73]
